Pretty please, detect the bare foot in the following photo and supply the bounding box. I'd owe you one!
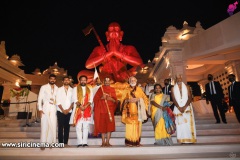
[106,143,112,147]
[100,143,106,147]
[126,144,133,147]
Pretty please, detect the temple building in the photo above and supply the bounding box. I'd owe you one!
[0,43,71,100]
[147,13,240,98]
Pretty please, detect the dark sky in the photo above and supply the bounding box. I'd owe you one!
[0,1,238,83]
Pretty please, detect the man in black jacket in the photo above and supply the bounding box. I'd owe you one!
[228,74,240,123]
[205,74,227,124]
[162,78,174,111]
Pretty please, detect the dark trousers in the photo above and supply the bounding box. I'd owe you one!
[57,111,71,144]
[210,99,226,123]
[232,100,240,123]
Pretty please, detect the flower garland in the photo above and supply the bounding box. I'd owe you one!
[10,88,29,100]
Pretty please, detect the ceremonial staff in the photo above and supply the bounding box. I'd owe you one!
[82,23,114,122]
[93,66,113,122]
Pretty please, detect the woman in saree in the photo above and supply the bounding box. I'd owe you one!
[150,84,173,146]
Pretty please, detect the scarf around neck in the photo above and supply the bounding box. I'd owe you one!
[173,82,188,107]
[77,85,90,103]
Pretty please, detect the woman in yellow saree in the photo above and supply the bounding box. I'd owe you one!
[150,84,173,146]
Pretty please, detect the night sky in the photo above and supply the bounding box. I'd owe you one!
[0,1,238,83]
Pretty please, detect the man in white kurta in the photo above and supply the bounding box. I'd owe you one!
[89,77,102,135]
[69,75,93,147]
[38,74,58,147]
[56,76,73,146]
[171,75,197,144]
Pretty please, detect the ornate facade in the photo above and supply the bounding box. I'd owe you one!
[0,42,70,100]
[149,13,240,97]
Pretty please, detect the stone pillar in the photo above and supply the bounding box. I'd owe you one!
[232,60,240,81]
[169,49,187,84]
[171,61,187,83]
[2,82,15,100]
[225,60,240,81]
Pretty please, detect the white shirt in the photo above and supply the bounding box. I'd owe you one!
[230,81,235,99]
[37,83,58,111]
[56,86,73,113]
[92,85,101,97]
[164,85,169,94]
[209,81,216,95]
[145,84,154,96]
[91,85,101,108]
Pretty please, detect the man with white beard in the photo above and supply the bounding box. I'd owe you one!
[121,76,149,147]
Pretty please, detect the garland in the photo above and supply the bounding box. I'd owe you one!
[10,88,29,100]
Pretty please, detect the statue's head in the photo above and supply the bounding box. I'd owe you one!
[106,22,124,41]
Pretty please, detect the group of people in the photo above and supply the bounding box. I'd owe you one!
[149,76,197,145]
[37,73,202,149]
[37,72,239,149]
[38,74,118,149]
[205,74,240,124]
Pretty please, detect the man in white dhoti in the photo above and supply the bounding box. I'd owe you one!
[171,75,197,144]
[69,75,93,147]
[38,74,58,150]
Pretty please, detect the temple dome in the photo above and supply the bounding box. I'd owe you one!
[42,62,67,76]
[32,68,42,75]
[9,54,24,67]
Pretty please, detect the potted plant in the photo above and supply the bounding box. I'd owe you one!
[2,99,10,107]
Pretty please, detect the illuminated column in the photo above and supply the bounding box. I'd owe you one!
[233,60,240,81]
[171,61,187,83]
[2,82,15,100]
[225,60,240,81]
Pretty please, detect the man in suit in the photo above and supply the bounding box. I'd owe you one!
[162,78,174,111]
[228,74,240,123]
[205,74,227,124]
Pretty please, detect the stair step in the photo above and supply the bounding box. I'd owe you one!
[1,127,240,138]
[1,135,240,145]
[0,119,239,127]
[0,122,239,131]
[0,144,239,160]
[1,125,240,132]
[0,112,239,159]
